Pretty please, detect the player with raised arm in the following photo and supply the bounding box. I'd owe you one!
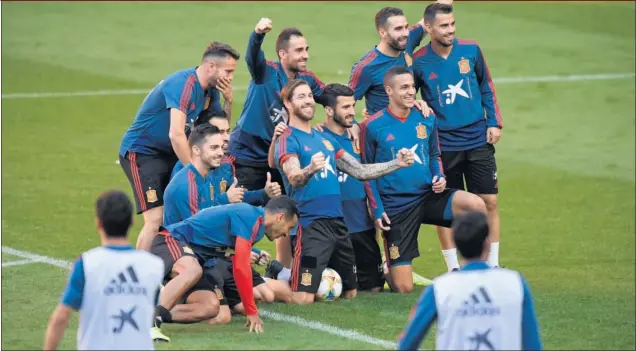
[412,3,504,268]
[360,67,486,293]
[273,79,415,304]
[44,191,164,350]
[397,211,542,351]
[230,17,327,282]
[119,42,240,252]
[166,198,299,333]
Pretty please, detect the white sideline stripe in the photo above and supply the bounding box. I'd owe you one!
[260,310,397,349]
[2,259,39,267]
[1,246,398,349]
[2,72,634,99]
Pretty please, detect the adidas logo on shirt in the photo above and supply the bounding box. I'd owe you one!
[104,265,148,296]
[456,286,500,317]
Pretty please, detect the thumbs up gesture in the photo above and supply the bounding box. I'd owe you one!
[227,177,246,203]
[264,172,282,198]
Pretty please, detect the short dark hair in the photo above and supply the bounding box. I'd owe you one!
[194,108,227,127]
[202,41,240,62]
[95,190,133,238]
[188,124,221,148]
[265,195,300,221]
[383,65,413,87]
[280,79,310,104]
[452,211,490,259]
[375,7,405,30]
[322,83,354,110]
[424,3,453,25]
[276,27,304,57]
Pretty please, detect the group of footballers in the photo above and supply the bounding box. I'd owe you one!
[112,0,505,341]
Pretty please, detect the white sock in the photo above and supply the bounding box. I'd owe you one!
[277,267,291,281]
[488,242,500,267]
[442,248,460,271]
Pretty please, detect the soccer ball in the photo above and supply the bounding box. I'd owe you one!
[316,268,342,301]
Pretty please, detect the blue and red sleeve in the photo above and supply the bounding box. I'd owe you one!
[246,31,268,83]
[521,277,543,350]
[61,257,85,310]
[397,285,437,350]
[473,44,503,129]
[165,74,197,114]
[186,171,199,216]
[348,51,377,101]
[232,237,258,316]
[274,128,298,168]
[406,23,426,55]
[207,88,222,111]
[359,113,384,217]
[428,118,444,179]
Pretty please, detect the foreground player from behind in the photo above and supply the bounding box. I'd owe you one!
[360,67,486,293]
[274,80,414,304]
[119,42,240,252]
[168,197,299,332]
[44,191,164,350]
[397,211,542,350]
[413,3,504,268]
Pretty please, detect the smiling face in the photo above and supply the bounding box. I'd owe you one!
[284,83,316,121]
[426,12,456,47]
[385,72,416,109]
[380,14,410,51]
[279,35,309,73]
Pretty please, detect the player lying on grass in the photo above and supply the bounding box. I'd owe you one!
[157,199,299,334]
[273,79,415,304]
[360,66,486,294]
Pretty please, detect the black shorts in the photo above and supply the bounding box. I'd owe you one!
[441,144,498,195]
[119,152,178,214]
[150,231,197,279]
[204,256,265,308]
[175,273,225,306]
[383,190,457,267]
[290,218,357,294]
[350,228,384,290]
[233,159,286,194]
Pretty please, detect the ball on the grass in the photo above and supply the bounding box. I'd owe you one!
[315,268,342,301]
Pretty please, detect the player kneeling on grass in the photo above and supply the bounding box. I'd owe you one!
[272,79,415,305]
[157,198,298,332]
[359,66,486,294]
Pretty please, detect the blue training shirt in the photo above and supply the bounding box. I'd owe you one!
[360,107,444,216]
[119,68,222,156]
[274,127,344,230]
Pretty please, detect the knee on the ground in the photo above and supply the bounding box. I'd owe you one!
[392,282,414,294]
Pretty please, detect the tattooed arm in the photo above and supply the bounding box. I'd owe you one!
[281,156,322,188]
[336,149,414,181]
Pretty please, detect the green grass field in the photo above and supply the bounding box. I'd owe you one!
[2,1,635,350]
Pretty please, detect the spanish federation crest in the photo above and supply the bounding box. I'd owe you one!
[146,188,158,203]
[458,58,470,74]
[404,53,413,67]
[301,272,312,286]
[322,139,335,151]
[209,184,215,199]
[219,179,228,193]
[416,123,427,139]
[389,244,400,260]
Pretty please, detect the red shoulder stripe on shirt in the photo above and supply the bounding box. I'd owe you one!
[349,51,378,90]
[179,74,197,112]
[413,46,428,59]
[187,170,198,215]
